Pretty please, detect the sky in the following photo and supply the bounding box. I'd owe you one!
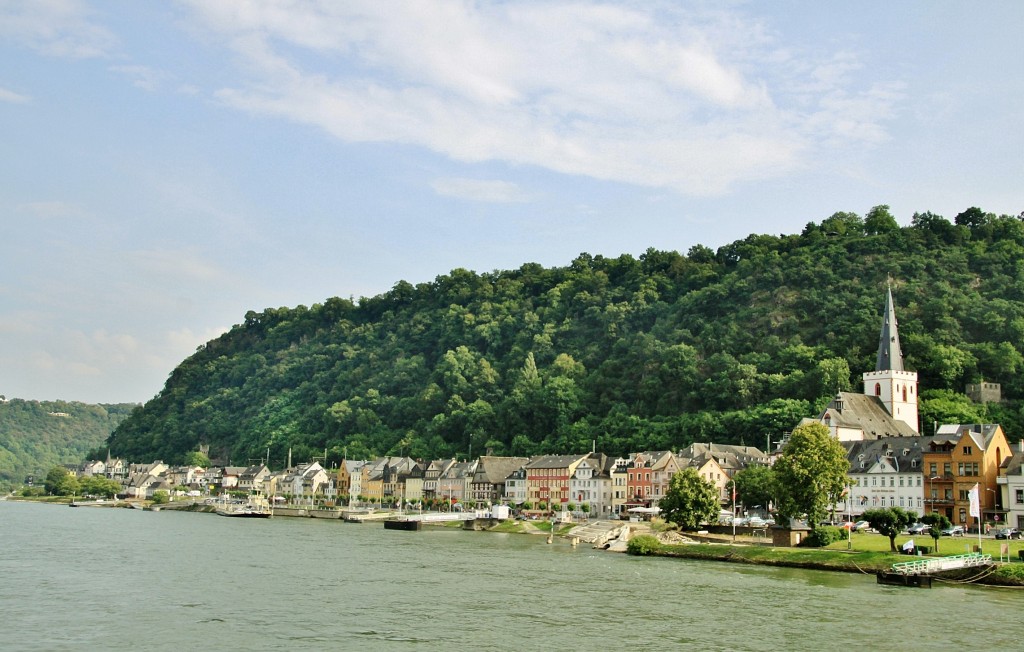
[2,1,1023,405]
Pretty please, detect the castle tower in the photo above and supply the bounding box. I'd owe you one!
[862,287,919,433]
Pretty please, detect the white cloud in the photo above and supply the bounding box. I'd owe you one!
[0,0,116,58]
[0,86,30,103]
[432,178,532,203]
[177,1,902,197]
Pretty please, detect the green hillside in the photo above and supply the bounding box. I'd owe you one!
[105,206,1024,467]
[0,399,136,491]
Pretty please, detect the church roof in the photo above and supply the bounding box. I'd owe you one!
[875,287,904,372]
[822,392,918,438]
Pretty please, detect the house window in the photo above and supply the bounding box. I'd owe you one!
[872,478,877,487]
[875,383,881,396]
[963,446,973,455]
[959,489,971,501]
[929,462,937,476]
[899,477,904,487]
[944,462,952,477]
[1016,489,1023,504]
[890,478,895,487]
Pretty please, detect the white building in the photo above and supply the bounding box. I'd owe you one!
[842,437,928,519]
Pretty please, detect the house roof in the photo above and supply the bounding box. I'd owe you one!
[472,456,529,485]
[678,443,768,471]
[845,436,931,473]
[821,392,919,438]
[935,423,1003,449]
[525,454,588,470]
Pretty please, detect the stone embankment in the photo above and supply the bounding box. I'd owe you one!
[564,521,697,552]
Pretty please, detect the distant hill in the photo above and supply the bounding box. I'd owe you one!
[105,206,1024,467]
[0,399,137,491]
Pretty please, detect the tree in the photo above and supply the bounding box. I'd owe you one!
[773,423,849,528]
[731,465,776,513]
[921,512,952,552]
[659,468,720,530]
[954,206,990,229]
[151,490,169,505]
[43,466,79,496]
[183,450,211,467]
[864,205,899,235]
[863,507,917,552]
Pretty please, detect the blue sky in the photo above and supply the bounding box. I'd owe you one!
[2,1,1022,404]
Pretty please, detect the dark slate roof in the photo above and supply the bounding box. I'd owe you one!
[472,456,529,484]
[876,287,904,372]
[844,436,932,473]
[934,423,1008,450]
[525,454,588,469]
[822,392,919,438]
[1003,451,1024,476]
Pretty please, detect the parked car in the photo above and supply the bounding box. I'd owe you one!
[907,523,930,534]
[940,525,965,536]
[853,520,870,531]
[747,517,768,528]
[994,527,1022,540]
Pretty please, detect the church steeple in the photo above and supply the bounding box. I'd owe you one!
[863,286,919,434]
[875,286,903,372]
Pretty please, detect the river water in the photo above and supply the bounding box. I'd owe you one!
[1,501,1021,651]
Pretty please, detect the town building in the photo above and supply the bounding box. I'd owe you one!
[524,454,589,511]
[922,424,1011,530]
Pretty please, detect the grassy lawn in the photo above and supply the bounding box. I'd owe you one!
[825,531,1024,559]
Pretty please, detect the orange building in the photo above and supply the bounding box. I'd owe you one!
[922,424,1011,530]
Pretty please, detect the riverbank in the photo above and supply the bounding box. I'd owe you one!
[624,534,1024,587]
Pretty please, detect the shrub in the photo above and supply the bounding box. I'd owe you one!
[801,525,845,547]
[627,534,662,556]
[992,564,1024,582]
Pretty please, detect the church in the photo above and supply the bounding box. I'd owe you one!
[816,288,920,440]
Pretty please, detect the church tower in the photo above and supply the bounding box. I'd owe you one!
[862,287,919,433]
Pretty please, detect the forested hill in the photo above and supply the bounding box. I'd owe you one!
[0,399,136,491]
[106,206,1024,467]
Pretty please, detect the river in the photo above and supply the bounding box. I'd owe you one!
[1,500,1021,651]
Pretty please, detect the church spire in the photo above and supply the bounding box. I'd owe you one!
[875,286,903,372]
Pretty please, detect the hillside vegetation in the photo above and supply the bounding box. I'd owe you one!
[0,399,136,490]
[105,206,1024,466]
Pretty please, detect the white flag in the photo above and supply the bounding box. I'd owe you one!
[968,483,980,518]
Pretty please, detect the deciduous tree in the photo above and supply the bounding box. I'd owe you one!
[659,468,720,530]
[863,507,918,552]
[773,423,848,528]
